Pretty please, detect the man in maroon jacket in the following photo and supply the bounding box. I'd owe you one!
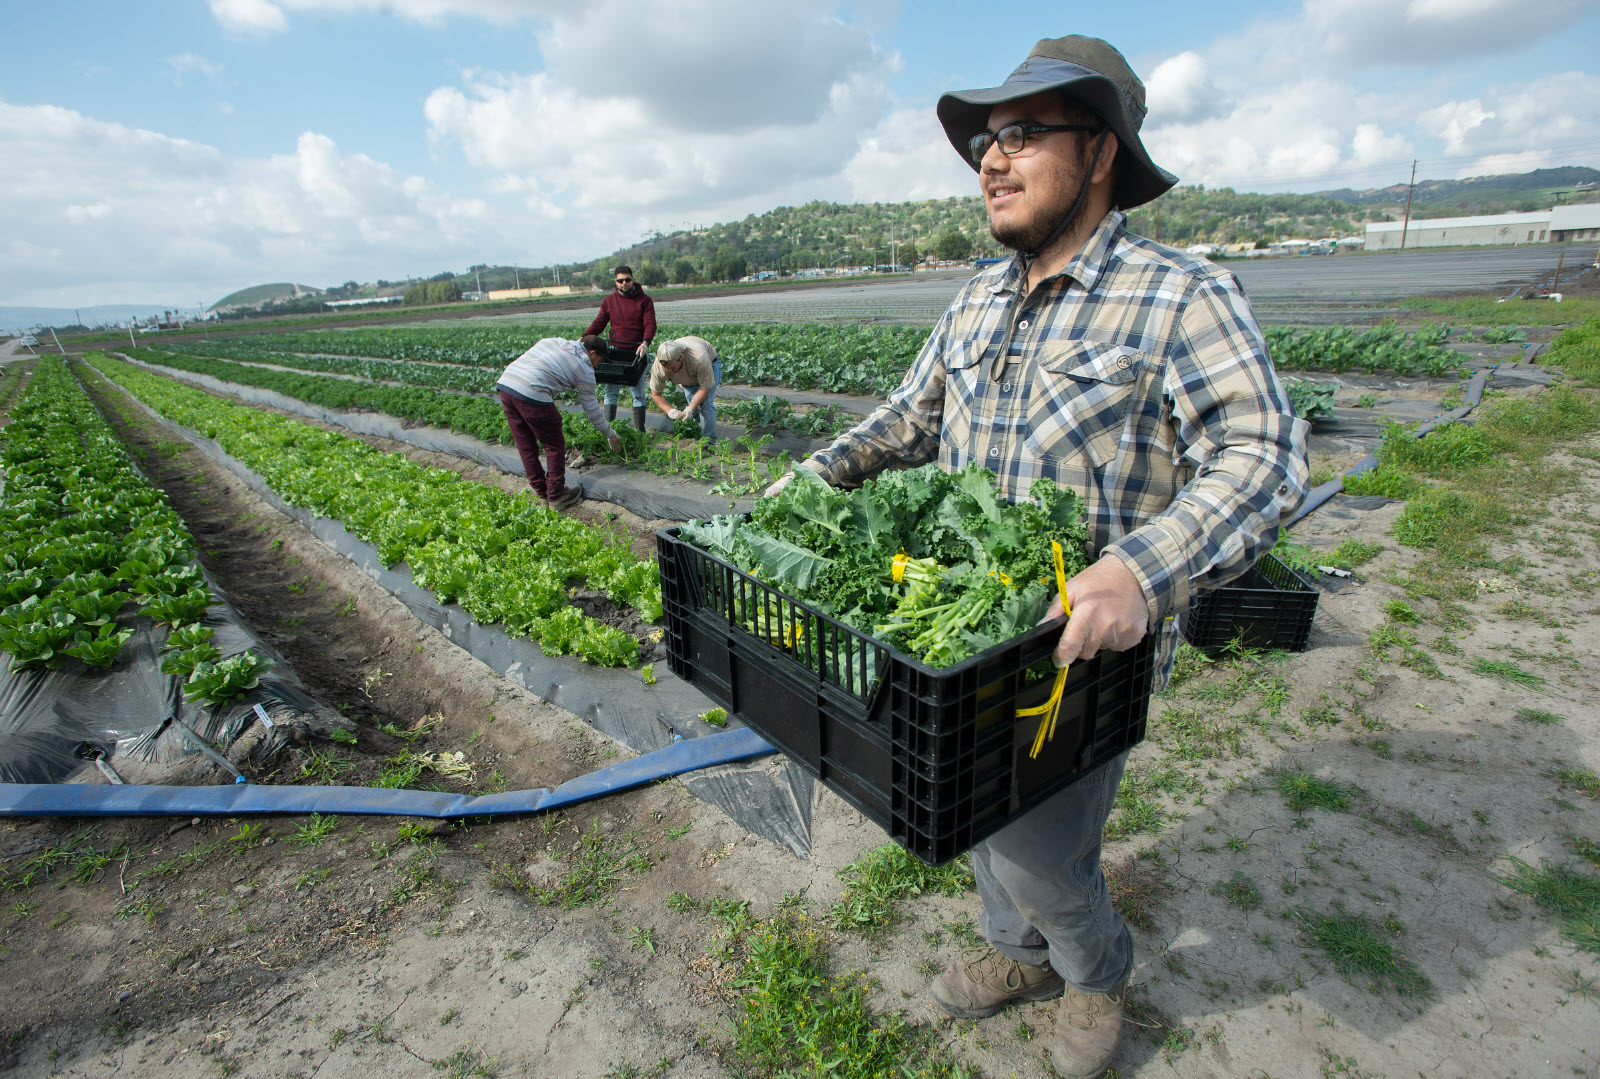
[586,265,656,431]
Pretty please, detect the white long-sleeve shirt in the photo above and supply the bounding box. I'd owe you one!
[496,338,617,438]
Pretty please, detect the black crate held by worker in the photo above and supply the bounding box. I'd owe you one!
[1182,552,1319,653]
[592,344,649,386]
[657,526,1157,866]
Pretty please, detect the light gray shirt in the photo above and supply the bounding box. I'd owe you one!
[498,338,616,438]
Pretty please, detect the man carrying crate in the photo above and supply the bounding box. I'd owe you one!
[497,335,623,511]
[587,265,656,432]
[767,36,1308,1078]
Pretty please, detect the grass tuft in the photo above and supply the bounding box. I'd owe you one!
[725,905,971,1079]
[1545,767,1600,800]
[1295,907,1433,996]
[1270,768,1358,813]
[1498,858,1600,954]
[1211,872,1263,912]
[1516,707,1565,725]
[827,845,972,939]
[1469,657,1545,689]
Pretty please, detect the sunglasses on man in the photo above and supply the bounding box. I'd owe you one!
[615,276,633,284]
[967,122,1103,165]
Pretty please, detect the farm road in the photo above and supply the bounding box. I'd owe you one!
[482,246,1572,327]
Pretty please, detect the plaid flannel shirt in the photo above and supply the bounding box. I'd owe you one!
[802,211,1309,681]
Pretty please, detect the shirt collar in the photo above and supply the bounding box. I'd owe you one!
[983,209,1126,296]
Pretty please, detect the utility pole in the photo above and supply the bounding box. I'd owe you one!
[128,323,136,349]
[1399,159,1418,251]
[475,267,483,295]
[49,328,65,355]
[514,266,520,289]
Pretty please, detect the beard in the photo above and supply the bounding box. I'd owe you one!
[987,141,1098,254]
[990,213,1064,254]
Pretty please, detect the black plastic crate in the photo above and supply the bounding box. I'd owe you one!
[1182,552,1319,652]
[594,344,648,386]
[657,527,1156,866]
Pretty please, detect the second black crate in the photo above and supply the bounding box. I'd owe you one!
[1182,552,1319,652]
[594,344,649,386]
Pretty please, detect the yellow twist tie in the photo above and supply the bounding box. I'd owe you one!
[891,550,910,584]
[1018,540,1073,759]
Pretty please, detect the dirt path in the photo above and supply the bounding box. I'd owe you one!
[3,364,1599,1078]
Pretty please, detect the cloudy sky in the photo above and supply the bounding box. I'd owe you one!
[2,0,1597,307]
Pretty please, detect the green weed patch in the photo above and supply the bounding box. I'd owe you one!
[1271,769,1358,813]
[1296,907,1433,996]
[828,845,972,939]
[722,904,972,1079]
[1498,859,1600,954]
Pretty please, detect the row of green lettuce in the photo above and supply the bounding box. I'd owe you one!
[168,319,1474,398]
[0,356,273,702]
[84,353,661,668]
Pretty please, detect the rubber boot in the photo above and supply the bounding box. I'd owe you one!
[632,406,647,432]
[605,403,617,423]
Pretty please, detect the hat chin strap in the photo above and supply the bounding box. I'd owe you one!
[988,129,1109,382]
[1020,128,1110,266]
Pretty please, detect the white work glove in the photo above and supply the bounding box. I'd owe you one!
[607,434,622,453]
[682,405,698,421]
[667,408,684,421]
[764,472,795,497]
[635,342,648,358]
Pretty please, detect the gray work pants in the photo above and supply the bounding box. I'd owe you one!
[971,750,1133,994]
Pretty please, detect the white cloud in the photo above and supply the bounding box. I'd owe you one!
[425,1,893,217]
[1145,52,1228,125]
[209,0,288,34]
[1217,0,1594,77]
[0,100,498,305]
[842,107,973,204]
[1422,72,1600,174]
[163,53,223,84]
[208,0,557,34]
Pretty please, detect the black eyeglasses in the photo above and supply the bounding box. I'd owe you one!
[968,122,1103,164]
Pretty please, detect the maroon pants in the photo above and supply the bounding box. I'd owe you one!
[499,392,567,501]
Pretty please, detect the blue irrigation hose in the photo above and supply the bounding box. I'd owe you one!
[0,727,775,819]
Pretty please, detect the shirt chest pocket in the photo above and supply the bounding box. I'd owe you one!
[1024,341,1144,469]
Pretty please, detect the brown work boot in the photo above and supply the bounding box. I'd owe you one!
[1051,979,1127,1079]
[929,947,1063,1019]
[548,484,584,511]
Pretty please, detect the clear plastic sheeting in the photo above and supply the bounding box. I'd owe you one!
[100,372,820,857]
[0,568,347,785]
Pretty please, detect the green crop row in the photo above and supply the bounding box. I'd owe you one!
[163,340,497,393]
[125,349,803,494]
[0,356,273,702]
[172,322,930,396]
[1265,324,1468,377]
[181,318,1469,403]
[87,353,661,668]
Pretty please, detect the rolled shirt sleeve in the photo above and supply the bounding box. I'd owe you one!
[1102,277,1309,624]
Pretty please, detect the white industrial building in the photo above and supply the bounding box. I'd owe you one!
[1364,210,1552,250]
[1551,203,1600,242]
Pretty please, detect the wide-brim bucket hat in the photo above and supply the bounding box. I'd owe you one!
[937,35,1177,211]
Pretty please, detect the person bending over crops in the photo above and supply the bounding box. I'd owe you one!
[587,265,656,432]
[766,35,1309,1079]
[496,335,623,511]
[649,336,721,442]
